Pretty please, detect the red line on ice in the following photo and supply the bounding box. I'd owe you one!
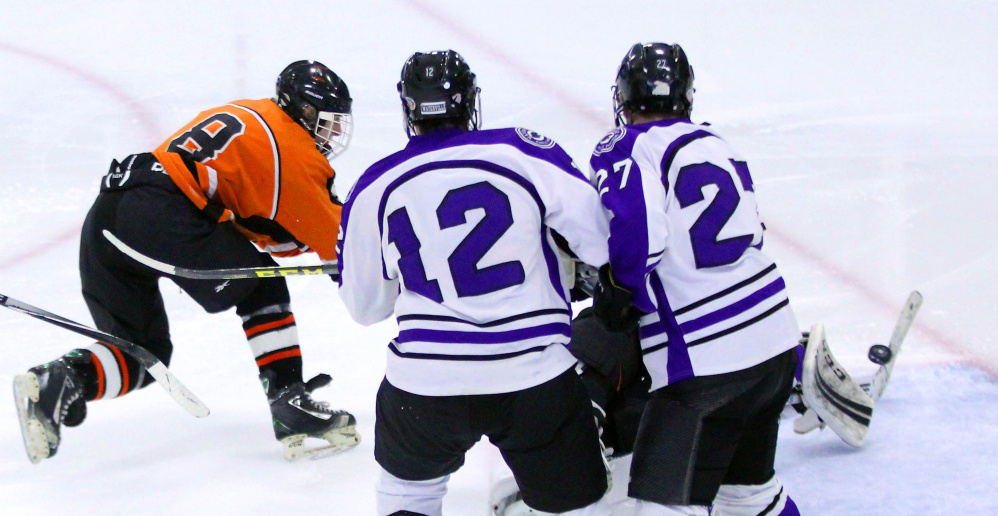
[767,228,995,376]
[0,41,162,271]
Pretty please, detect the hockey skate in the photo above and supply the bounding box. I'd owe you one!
[263,372,360,461]
[13,359,87,464]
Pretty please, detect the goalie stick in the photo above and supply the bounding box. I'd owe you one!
[867,290,923,401]
[0,293,210,418]
[102,230,339,280]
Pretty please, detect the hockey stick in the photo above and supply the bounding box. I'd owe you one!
[867,290,923,401]
[0,293,210,418]
[102,230,338,280]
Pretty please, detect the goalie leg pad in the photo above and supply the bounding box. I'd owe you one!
[800,324,874,447]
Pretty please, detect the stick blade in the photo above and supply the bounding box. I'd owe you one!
[0,293,209,418]
[147,363,210,418]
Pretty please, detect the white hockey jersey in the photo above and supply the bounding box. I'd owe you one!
[338,127,609,396]
[590,119,799,391]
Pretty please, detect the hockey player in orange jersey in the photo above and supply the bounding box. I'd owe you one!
[13,60,359,463]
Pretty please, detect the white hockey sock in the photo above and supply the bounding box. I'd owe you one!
[243,306,300,361]
[633,501,709,516]
[86,342,129,399]
[712,475,798,516]
[376,468,448,516]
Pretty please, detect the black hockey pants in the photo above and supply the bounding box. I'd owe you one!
[78,153,292,391]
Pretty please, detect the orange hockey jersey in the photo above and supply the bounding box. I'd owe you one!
[152,98,341,261]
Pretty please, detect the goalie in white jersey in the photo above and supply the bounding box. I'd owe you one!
[338,50,612,516]
[589,43,802,515]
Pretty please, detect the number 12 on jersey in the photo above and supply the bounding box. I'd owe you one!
[386,181,526,301]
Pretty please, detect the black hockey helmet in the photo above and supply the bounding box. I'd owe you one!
[397,50,480,138]
[613,43,694,126]
[275,60,353,159]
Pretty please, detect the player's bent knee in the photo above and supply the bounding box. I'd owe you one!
[712,475,799,516]
[376,468,448,516]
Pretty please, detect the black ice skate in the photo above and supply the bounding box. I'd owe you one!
[263,372,360,461]
[13,359,87,464]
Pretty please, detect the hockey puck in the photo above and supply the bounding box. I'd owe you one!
[868,344,893,365]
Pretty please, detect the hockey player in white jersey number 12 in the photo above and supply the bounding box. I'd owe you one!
[588,43,802,516]
[336,50,614,516]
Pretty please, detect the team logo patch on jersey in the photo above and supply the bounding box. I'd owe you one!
[515,128,555,149]
[593,127,626,156]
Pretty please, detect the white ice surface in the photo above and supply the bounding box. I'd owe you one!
[0,2,996,514]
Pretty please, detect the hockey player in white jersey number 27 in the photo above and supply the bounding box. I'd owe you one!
[584,42,803,516]
[336,50,614,515]
[541,40,924,512]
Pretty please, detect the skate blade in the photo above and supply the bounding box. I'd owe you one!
[281,426,361,461]
[13,374,50,464]
[490,474,521,515]
[496,495,554,516]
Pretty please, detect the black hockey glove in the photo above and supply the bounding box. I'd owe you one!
[593,264,641,333]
